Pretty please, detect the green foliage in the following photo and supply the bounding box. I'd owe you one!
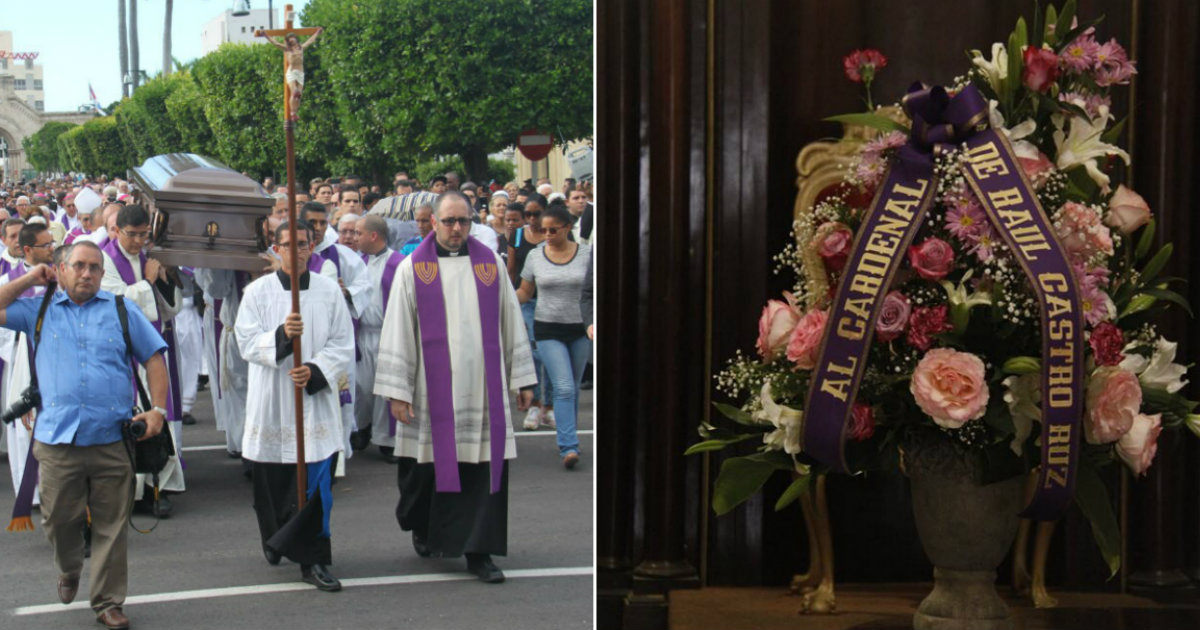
[192,43,285,177]
[163,71,217,158]
[81,117,132,178]
[301,0,592,182]
[823,113,908,133]
[59,125,93,174]
[412,155,514,185]
[22,121,77,172]
[1073,462,1121,578]
[114,96,156,165]
[712,451,794,515]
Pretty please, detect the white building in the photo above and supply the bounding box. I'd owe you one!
[201,9,280,55]
[0,31,45,112]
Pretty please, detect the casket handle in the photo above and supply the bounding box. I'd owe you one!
[254,216,269,252]
[151,210,169,247]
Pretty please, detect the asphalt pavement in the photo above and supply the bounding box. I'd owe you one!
[0,386,594,629]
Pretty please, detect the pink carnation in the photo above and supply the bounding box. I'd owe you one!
[1117,413,1163,477]
[1084,367,1143,444]
[843,49,888,83]
[910,348,990,429]
[906,305,953,351]
[786,309,829,370]
[1055,201,1114,262]
[849,403,876,441]
[1088,322,1125,367]
[756,295,801,363]
[1017,151,1056,183]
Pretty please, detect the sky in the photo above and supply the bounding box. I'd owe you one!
[3,0,312,112]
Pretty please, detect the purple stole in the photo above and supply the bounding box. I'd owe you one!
[411,236,506,494]
[64,226,90,245]
[8,263,47,530]
[101,240,183,422]
[0,256,14,276]
[59,213,72,231]
[375,249,405,436]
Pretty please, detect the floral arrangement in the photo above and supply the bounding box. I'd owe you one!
[692,1,1199,572]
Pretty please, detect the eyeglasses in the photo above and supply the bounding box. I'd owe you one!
[122,230,152,240]
[439,217,473,227]
[30,242,55,250]
[544,226,567,235]
[278,242,311,250]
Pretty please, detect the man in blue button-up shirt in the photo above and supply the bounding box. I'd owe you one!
[0,240,167,630]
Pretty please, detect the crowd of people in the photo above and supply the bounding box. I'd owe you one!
[0,169,594,630]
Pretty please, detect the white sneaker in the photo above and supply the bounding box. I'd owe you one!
[522,407,542,431]
[541,409,557,429]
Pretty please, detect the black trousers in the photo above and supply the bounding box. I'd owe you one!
[251,455,336,567]
[395,458,509,558]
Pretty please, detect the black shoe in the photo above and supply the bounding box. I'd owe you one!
[301,564,342,591]
[181,413,197,426]
[412,532,431,558]
[466,554,505,584]
[197,375,209,392]
[349,430,371,451]
[133,494,171,518]
[227,450,242,459]
[379,445,400,464]
[263,544,281,565]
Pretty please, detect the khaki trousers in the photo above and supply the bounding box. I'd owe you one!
[33,440,134,613]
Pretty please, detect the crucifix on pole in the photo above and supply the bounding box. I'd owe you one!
[256,5,322,509]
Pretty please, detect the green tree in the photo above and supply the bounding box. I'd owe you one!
[163,71,217,158]
[192,43,285,176]
[301,0,592,183]
[22,122,78,173]
[81,116,133,177]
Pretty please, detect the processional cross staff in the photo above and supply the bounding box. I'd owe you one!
[256,5,322,509]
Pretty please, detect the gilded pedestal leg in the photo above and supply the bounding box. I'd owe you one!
[799,474,836,614]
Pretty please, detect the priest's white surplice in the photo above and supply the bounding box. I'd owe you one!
[373,248,537,464]
[235,271,354,464]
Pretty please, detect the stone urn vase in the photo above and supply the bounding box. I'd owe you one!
[904,436,1025,630]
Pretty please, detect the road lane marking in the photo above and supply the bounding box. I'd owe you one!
[180,430,594,452]
[14,566,593,615]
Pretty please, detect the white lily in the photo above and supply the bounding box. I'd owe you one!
[971,43,1008,94]
[1052,104,1131,193]
[939,269,993,309]
[1119,338,1189,393]
[987,100,1039,160]
[753,382,804,455]
[1002,374,1040,456]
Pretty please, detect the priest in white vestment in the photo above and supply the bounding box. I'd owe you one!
[374,192,536,584]
[352,216,403,459]
[235,219,354,592]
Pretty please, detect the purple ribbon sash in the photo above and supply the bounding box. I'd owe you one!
[411,236,506,493]
[102,241,183,422]
[803,84,1083,521]
[377,250,405,437]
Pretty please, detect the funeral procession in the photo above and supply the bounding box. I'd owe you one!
[0,1,594,629]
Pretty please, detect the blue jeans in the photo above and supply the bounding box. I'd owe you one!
[536,335,592,457]
[521,301,553,404]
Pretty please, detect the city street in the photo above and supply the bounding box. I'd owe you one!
[0,389,593,629]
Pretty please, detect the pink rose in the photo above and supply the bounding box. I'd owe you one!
[756,296,801,363]
[907,237,955,281]
[875,291,911,342]
[1084,367,1143,444]
[1022,46,1060,93]
[786,309,829,370]
[817,222,853,272]
[1017,152,1055,182]
[849,403,876,441]
[1056,201,1114,262]
[1116,413,1162,476]
[910,348,989,428]
[1105,185,1151,235]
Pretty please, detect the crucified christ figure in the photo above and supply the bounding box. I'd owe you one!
[258,28,323,119]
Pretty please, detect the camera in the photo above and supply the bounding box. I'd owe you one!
[1,386,40,425]
[125,419,147,439]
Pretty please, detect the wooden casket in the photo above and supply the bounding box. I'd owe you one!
[129,153,273,271]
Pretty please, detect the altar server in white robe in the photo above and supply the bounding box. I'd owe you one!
[0,223,54,505]
[235,219,354,592]
[374,192,537,584]
[99,205,185,514]
[173,270,204,425]
[301,202,370,457]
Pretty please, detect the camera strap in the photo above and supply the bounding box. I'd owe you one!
[27,281,57,396]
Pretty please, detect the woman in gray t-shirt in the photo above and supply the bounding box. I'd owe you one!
[517,205,593,470]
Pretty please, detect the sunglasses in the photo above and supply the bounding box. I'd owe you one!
[544,226,567,235]
[439,217,473,227]
[524,211,541,218]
